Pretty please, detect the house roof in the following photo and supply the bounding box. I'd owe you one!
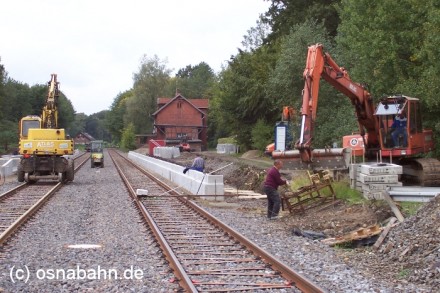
[75,132,95,141]
[153,94,209,116]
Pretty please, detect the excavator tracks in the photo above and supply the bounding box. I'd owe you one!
[401,157,440,186]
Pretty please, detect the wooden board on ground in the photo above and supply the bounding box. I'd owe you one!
[373,217,398,250]
[382,191,405,222]
[224,188,266,198]
[322,224,383,246]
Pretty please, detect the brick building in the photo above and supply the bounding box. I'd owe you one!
[150,94,209,151]
[73,132,95,146]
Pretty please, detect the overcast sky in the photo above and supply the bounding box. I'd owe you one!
[0,0,270,115]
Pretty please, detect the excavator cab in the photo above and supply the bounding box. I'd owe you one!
[90,140,104,168]
[375,97,408,148]
[375,95,431,154]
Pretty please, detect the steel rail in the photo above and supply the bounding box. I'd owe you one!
[184,200,326,293]
[109,150,197,292]
[110,150,326,292]
[0,151,90,245]
[0,183,62,245]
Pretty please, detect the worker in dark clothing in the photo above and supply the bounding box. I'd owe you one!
[391,112,408,147]
[183,155,205,174]
[263,159,289,220]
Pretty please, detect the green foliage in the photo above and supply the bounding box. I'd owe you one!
[214,44,278,150]
[268,20,358,148]
[263,0,340,42]
[0,119,18,153]
[267,19,335,110]
[173,62,216,98]
[69,113,88,138]
[85,111,111,141]
[105,91,131,143]
[288,174,365,204]
[336,0,440,155]
[3,0,440,158]
[127,55,171,134]
[217,137,237,144]
[120,123,136,151]
[332,180,366,204]
[0,75,77,150]
[397,268,411,279]
[251,119,273,151]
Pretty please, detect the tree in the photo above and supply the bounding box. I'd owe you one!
[0,120,17,153]
[214,44,277,150]
[83,111,111,141]
[69,112,88,138]
[120,122,136,150]
[106,90,131,143]
[262,0,340,43]
[267,20,357,147]
[336,0,440,153]
[173,62,216,98]
[2,79,33,121]
[0,58,5,121]
[251,119,273,151]
[127,55,171,134]
[241,18,272,52]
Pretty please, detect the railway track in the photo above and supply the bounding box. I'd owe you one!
[109,150,324,292]
[0,152,90,245]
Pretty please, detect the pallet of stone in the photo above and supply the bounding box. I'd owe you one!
[358,173,399,183]
[361,182,403,192]
[360,163,402,175]
[362,190,386,200]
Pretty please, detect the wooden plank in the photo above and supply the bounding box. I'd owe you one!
[373,217,398,250]
[237,195,266,199]
[382,191,405,222]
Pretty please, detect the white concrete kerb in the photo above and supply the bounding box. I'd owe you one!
[128,151,224,200]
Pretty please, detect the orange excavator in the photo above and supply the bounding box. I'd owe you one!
[273,43,440,186]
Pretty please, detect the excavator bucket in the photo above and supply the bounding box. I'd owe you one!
[272,147,352,171]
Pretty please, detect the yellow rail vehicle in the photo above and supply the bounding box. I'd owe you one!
[90,140,104,168]
[17,74,75,183]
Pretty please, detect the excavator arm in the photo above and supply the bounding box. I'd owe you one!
[295,44,379,163]
[42,73,59,129]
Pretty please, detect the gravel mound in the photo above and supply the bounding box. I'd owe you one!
[380,195,440,286]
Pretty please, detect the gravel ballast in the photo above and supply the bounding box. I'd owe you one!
[0,152,178,292]
[1,150,438,292]
[200,200,434,292]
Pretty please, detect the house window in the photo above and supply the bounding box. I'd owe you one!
[177,101,182,108]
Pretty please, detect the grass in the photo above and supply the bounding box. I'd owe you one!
[400,201,423,216]
[397,268,411,279]
[287,173,366,205]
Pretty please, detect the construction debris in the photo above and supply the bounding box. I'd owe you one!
[373,217,398,250]
[281,170,336,214]
[321,224,382,247]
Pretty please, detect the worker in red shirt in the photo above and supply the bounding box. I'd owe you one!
[263,159,289,220]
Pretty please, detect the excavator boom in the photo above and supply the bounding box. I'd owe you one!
[42,73,59,129]
[295,44,379,162]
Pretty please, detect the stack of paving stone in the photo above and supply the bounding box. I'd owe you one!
[349,162,402,200]
[153,146,181,159]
